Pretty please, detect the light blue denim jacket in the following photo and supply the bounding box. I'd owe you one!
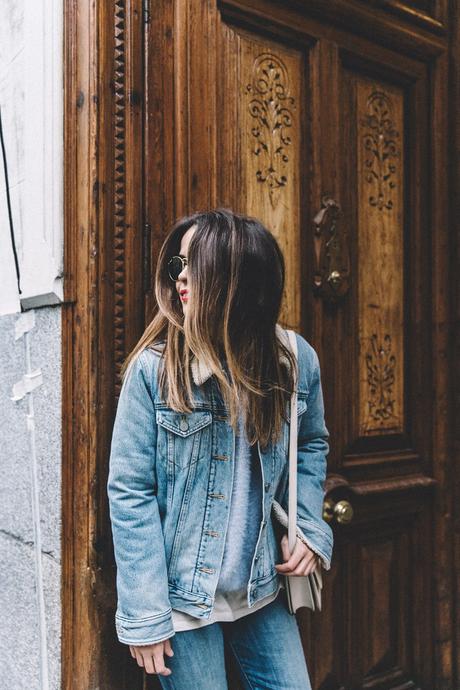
[107,326,333,645]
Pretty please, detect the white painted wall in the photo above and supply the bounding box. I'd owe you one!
[0,0,63,315]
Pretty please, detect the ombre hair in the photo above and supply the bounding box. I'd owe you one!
[120,208,296,449]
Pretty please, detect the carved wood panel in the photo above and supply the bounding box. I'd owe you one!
[218,23,305,329]
[356,82,405,437]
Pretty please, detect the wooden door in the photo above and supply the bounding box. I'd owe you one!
[63,0,457,687]
[144,2,452,689]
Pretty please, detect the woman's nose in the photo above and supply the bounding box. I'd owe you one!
[177,265,187,282]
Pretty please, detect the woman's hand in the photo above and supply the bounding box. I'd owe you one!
[275,533,319,576]
[129,638,174,676]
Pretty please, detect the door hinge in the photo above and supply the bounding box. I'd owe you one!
[142,222,152,293]
[142,0,151,23]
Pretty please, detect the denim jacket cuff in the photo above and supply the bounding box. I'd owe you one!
[296,517,333,571]
[115,606,175,646]
[272,500,333,571]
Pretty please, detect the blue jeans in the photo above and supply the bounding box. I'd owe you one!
[158,588,312,690]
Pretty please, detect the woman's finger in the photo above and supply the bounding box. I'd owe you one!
[280,534,291,561]
[142,650,156,676]
[134,648,144,667]
[304,555,319,575]
[164,638,175,657]
[152,646,172,676]
[293,553,316,575]
[131,643,173,676]
[300,554,319,576]
[280,548,318,576]
[275,537,306,573]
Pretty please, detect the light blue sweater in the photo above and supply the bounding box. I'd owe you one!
[215,413,263,593]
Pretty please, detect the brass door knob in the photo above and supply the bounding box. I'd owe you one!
[323,498,354,525]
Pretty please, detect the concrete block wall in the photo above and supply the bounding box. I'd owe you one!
[0,307,62,689]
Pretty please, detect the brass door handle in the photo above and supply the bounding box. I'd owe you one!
[313,196,350,302]
[323,498,354,525]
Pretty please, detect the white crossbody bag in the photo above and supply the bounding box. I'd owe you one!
[271,329,323,613]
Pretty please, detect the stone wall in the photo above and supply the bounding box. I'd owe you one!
[0,307,62,689]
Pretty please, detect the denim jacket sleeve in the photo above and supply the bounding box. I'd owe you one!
[280,333,333,570]
[107,350,175,646]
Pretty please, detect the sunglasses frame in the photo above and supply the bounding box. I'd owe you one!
[168,255,188,281]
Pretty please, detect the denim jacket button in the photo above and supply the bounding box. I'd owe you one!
[179,417,189,432]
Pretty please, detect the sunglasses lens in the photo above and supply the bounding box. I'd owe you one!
[168,256,183,281]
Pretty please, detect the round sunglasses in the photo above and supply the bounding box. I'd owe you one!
[168,255,188,281]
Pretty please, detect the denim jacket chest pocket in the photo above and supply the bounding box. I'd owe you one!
[155,409,213,469]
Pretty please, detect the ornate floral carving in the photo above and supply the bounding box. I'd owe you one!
[360,90,400,211]
[365,333,397,426]
[246,53,295,208]
[114,1,126,385]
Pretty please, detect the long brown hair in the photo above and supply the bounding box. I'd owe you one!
[121,208,296,449]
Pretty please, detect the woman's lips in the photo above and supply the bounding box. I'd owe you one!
[180,290,188,301]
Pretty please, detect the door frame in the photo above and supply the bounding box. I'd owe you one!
[62,1,146,688]
[62,1,458,688]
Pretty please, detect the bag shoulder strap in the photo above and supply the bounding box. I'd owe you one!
[286,329,298,553]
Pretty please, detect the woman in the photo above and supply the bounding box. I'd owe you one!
[107,208,333,689]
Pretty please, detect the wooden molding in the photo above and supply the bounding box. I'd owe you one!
[220,0,447,57]
[63,0,144,687]
[351,474,437,495]
[63,0,101,685]
[379,0,447,32]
